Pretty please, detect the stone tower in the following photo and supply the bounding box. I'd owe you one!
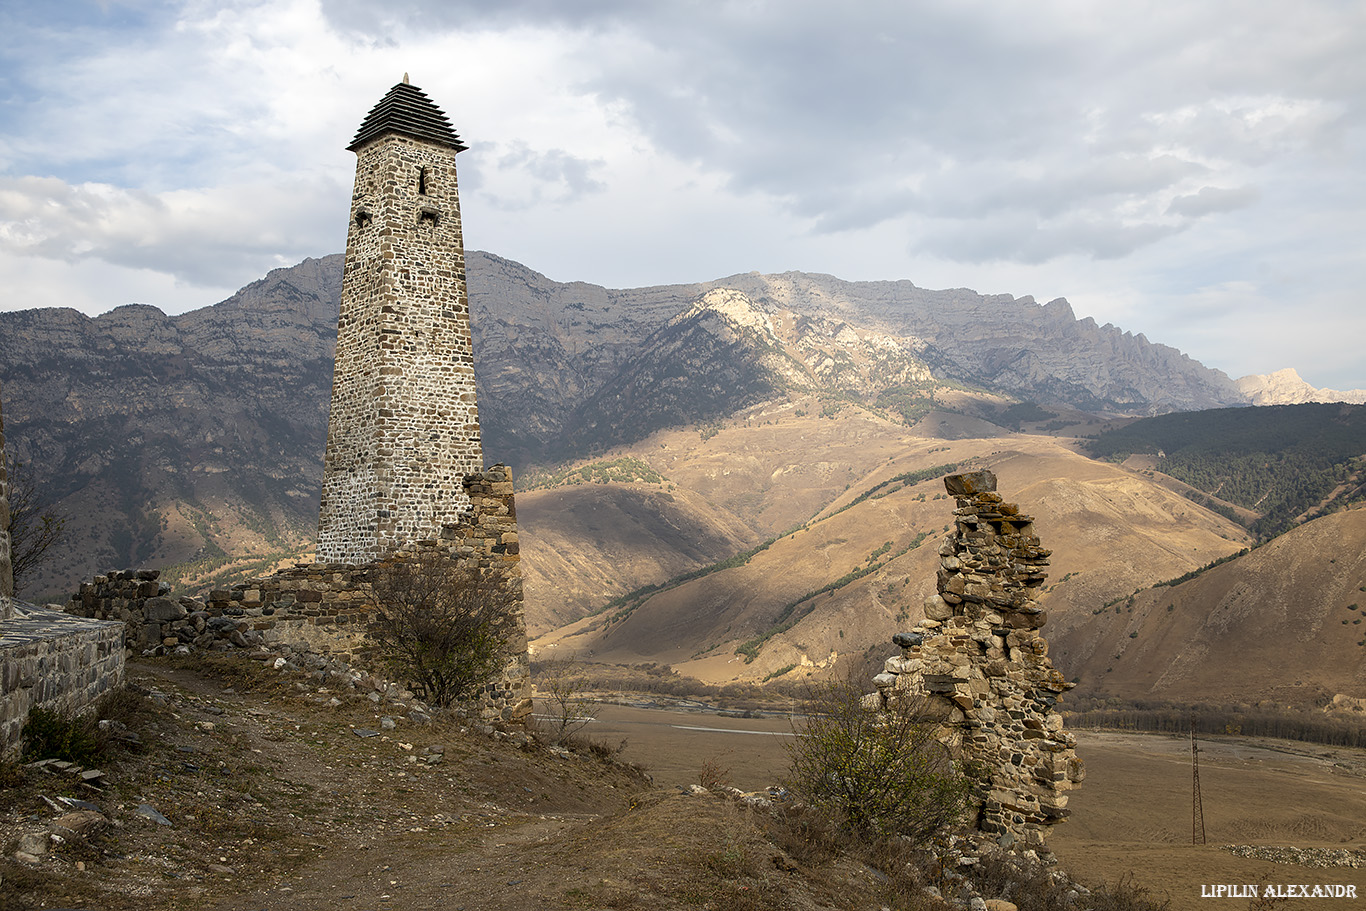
[0,380,13,617]
[317,78,483,564]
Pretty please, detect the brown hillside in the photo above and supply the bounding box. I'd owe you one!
[530,408,1250,688]
[1049,506,1366,708]
[517,482,758,635]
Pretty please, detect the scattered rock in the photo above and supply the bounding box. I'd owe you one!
[16,833,48,856]
[1223,844,1365,868]
[136,804,173,827]
[52,810,107,837]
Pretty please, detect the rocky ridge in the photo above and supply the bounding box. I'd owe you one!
[0,251,1280,602]
[1236,367,1366,406]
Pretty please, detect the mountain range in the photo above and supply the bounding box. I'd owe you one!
[1,252,1363,713]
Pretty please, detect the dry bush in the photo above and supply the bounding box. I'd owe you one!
[534,656,597,744]
[20,686,151,765]
[962,856,1171,911]
[785,676,973,842]
[697,752,734,790]
[367,551,515,707]
[4,454,67,596]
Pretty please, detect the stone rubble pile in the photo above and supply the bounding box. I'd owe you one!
[64,569,272,654]
[1223,844,1366,868]
[870,469,1083,851]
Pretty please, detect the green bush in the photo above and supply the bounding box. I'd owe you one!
[20,687,151,764]
[785,677,973,841]
[22,706,103,764]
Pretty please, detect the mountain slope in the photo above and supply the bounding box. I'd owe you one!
[0,252,1252,599]
[1048,506,1366,708]
[1237,368,1366,405]
[702,272,1245,413]
[1088,403,1366,539]
[530,418,1252,686]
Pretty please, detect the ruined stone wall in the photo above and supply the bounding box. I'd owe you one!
[871,469,1083,851]
[111,465,529,722]
[1,380,14,618]
[317,131,481,564]
[0,607,124,757]
[251,466,527,720]
[67,569,283,653]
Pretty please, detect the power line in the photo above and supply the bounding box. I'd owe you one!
[1192,711,1206,845]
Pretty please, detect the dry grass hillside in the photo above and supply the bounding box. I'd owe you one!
[1050,506,1366,708]
[526,397,1254,691]
[517,483,758,635]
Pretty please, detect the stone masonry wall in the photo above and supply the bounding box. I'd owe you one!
[317,130,481,564]
[871,469,1083,851]
[66,569,279,653]
[1,379,14,618]
[68,466,531,723]
[1,606,124,758]
[246,465,528,721]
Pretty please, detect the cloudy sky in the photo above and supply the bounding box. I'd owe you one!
[1,1,1362,388]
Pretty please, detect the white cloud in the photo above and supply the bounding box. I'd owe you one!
[0,173,346,287]
[0,0,1361,388]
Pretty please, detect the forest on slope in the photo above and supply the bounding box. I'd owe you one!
[1087,403,1366,538]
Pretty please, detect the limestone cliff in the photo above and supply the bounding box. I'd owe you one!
[1236,367,1366,406]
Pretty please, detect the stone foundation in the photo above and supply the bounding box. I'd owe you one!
[0,604,124,757]
[66,465,532,724]
[871,469,1083,849]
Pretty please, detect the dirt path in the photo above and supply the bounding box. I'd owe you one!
[8,657,1366,910]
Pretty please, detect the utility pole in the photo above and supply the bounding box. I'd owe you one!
[1191,711,1206,845]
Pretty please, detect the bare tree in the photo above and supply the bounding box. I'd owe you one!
[366,550,515,708]
[534,656,597,744]
[5,456,66,597]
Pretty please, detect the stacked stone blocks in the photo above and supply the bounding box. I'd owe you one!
[871,469,1083,849]
[1,380,13,618]
[0,610,124,758]
[317,123,480,564]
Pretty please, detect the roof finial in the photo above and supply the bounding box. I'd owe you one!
[403,72,410,85]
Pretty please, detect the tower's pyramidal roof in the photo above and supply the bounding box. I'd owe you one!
[348,80,468,153]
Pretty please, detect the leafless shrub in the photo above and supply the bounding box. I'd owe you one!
[534,656,597,744]
[697,752,734,790]
[5,455,66,596]
[785,676,974,843]
[366,551,514,708]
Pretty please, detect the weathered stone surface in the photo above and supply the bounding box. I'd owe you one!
[892,631,924,649]
[317,82,481,564]
[944,469,997,497]
[871,470,1080,852]
[136,804,173,826]
[0,380,12,616]
[0,605,124,757]
[53,810,107,837]
[924,594,953,621]
[143,597,186,621]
